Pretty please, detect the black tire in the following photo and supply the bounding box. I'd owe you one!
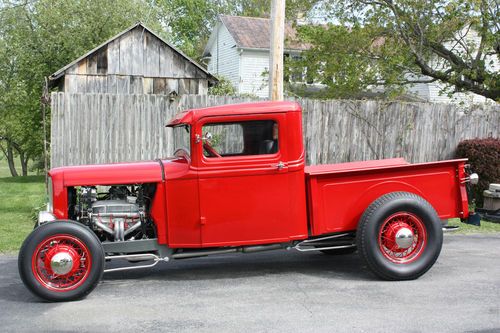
[320,247,357,255]
[356,192,443,280]
[18,220,104,302]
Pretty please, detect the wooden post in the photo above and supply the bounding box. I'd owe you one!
[41,77,50,188]
[269,0,285,101]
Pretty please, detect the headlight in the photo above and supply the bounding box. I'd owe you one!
[37,176,56,226]
[469,173,479,185]
[47,176,53,212]
[38,210,56,225]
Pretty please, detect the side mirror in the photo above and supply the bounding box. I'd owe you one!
[203,132,213,142]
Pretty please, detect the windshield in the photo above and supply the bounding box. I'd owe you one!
[172,125,191,157]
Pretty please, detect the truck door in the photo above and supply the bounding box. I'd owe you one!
[196,113,295,246]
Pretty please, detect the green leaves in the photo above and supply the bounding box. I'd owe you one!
[288,23,412,98]
[208,76,237,96]
[290,0,499,101]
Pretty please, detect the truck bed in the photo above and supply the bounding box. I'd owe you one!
[305,158,469,236]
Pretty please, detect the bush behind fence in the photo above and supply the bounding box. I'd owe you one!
[50,93,499,168]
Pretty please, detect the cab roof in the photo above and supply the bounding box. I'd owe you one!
[167,101,301,127]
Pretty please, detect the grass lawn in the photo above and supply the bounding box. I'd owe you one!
[0,175,46,253]
[447,218,500,234]
[0,157,46,253]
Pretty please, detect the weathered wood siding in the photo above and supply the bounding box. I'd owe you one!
[62,26,210,95]
[50,92,500,168]
[300,99,499,165]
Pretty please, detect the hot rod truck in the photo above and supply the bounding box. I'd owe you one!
[19,101,478,301]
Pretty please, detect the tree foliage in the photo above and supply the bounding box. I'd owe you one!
[456,137,500,207]
[0,0,161,176]
[291,0,499,101]
[208,76,237,96]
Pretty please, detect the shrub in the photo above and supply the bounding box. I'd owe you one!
[208,76,236,96]
[455,138,500,207]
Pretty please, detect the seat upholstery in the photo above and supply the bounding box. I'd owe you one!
[258,140,277,154]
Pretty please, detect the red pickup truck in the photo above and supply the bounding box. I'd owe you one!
[19,101,478,301]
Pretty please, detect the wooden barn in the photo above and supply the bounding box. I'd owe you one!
[49,22,216,96]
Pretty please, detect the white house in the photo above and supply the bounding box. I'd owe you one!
[406,77,491,105]
[203,15,308,98]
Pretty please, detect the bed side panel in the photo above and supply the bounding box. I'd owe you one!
[307,162,466,236]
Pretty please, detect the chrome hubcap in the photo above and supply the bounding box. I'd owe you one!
[395,227,414,249]
[50,252,74,275]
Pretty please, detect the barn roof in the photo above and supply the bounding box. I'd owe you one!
[217,15,308,51]
[49,22,216,84]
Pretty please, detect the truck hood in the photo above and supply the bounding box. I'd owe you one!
[49,158,190,186]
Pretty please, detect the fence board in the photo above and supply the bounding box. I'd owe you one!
[50,93,500,168]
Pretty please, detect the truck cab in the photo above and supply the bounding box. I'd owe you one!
[165,101,308,248]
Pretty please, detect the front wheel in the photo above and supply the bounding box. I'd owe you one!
[357,192,443,280]
[18,221,104,302]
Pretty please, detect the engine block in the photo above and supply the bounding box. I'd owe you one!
[91,200,142,241]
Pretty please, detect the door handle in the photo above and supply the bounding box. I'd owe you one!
[275,161,286,170]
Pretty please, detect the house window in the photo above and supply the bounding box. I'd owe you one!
[202,120,278,158]
[290,55,304,83]
[305,67,314,84]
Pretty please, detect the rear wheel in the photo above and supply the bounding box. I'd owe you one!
[18,221,104,302]
[357,192,443,280]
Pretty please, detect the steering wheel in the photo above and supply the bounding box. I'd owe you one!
[173,148,190,159]
[203,142,221,158]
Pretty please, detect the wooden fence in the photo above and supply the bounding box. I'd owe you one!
[50,92,500,168]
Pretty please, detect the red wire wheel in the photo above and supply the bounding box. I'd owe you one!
[19,221,104,301]
[378,212,427,264]
[31,234,92,292]
[357,192,443,280]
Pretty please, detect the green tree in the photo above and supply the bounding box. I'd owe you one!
[291,0,499,101]
[0,0,161,176]
[208,76,237,95]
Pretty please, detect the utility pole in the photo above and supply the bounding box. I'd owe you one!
[269,0,285,101]
[41,77,50,188]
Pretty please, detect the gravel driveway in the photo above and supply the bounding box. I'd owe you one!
[1,233,499,333]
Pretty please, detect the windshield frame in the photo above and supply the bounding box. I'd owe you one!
[172,124,191,158]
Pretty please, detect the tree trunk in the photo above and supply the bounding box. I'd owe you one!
[3,138,28,177]
[20,151,28,176]
[1,142,19,177]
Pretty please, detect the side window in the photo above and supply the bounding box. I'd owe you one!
[202,120,278,158]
